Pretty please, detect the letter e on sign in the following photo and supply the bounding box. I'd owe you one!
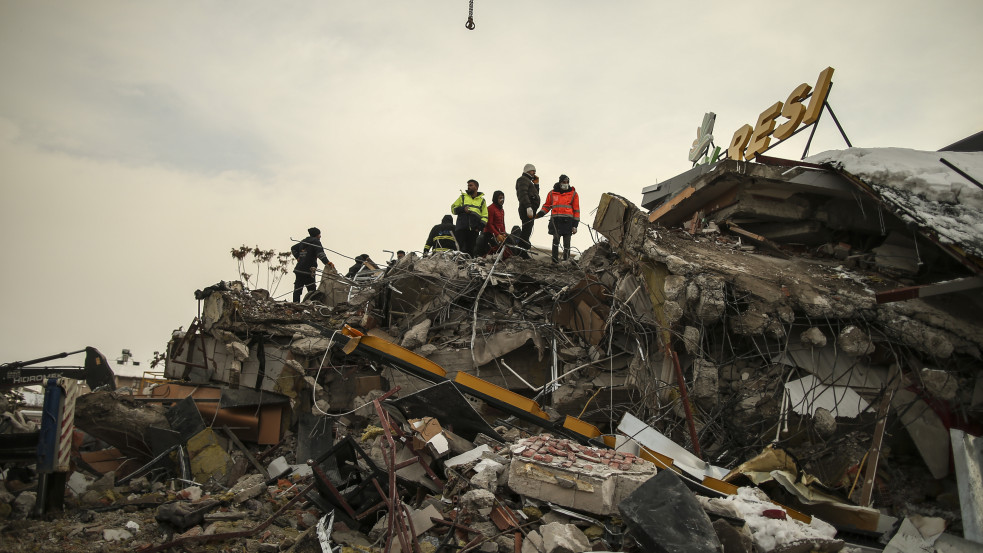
[774,82,811,141]
[802,67,834,125]
[746,101,783,160]
[728,124,753,162]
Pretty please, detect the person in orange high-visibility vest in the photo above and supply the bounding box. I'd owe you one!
[535,174,580,262]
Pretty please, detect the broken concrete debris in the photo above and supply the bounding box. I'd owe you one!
[3,147,983,552]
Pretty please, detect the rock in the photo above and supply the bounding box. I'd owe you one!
[401,319,432,349]
[11,491,36,519]
[800,327,827,347]
[558,347,586,362]
[231,473,268,504]
[919,368,958,400]
[470,459,505,491]
[521,529,546,553]
[712,519,753,553]
[663,275,688,300]
[460,489,496,517]
[694,276,726,323]
[692,358,718,406]
[540,522,591,553]
[415,343,438,357]
[103,528,133,542]
[618,469,721,553]
[267,456,290,478]
[683,326,701,355]
[156,499,220,530]
[837,326,874,356]
[663,301,684,323]
[472,520,498,538]
[298,511,318,528]
[813,408,837,439]
[178,486,202,501]
[89,471,116,494]
[127,476,150,493]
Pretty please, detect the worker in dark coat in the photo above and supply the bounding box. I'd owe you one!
[515,164,539,259]
[290,227,332,302]
[424,215,458,255]
[536,174,580,262]
[346,254,378,279]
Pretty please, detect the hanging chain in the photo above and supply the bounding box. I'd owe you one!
[465,0,475,30]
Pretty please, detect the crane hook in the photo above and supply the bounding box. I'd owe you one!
[465,0,475,30]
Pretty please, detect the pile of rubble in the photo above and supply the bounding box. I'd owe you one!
[3,147,983,552]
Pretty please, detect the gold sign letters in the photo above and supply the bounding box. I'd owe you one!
[727,67,834,161]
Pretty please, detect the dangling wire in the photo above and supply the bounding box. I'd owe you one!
[465,0,475,30]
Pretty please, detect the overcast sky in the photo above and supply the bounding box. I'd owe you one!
[1,1,981,375]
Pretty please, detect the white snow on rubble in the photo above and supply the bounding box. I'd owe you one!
[700,487,838,552]
[809,147,983,258]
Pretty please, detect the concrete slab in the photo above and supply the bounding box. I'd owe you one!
[506,434,657,516]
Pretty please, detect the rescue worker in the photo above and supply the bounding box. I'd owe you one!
[290,227,332,302]
[423,215,458,255]
[482,190,508,258]
[535,174,580,263]
[515,164,539,258]
[346,254,378,279]
[450,179,488,257]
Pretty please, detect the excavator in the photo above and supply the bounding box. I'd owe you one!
[1,347,116,463]
[1,347,116,391]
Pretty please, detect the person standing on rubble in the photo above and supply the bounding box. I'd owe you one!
[536,174,580,263]
[290,227,332,302]
[450,179,488,257]
[515,164,540,259]
[423,215,458,255]
[481,190,509,258]
[346,254,378,279]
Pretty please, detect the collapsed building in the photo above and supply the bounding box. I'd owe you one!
[1,145,982,553]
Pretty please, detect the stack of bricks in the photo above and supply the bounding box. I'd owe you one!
[506,433,658,515]
[515,434,646,473]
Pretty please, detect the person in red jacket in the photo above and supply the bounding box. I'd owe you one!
[536,174,580,262]
[482,190,509,258]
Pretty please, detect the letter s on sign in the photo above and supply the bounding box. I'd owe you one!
[802,67,834,126]
[728,124,753,162]
[774,82,811,141]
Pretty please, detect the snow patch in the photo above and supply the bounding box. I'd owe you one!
[809,147,983,258]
